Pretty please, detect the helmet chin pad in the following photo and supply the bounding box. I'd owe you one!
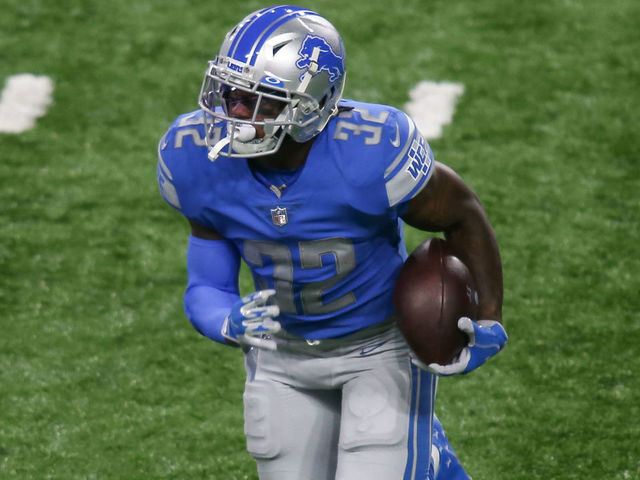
[207,117,285,160]
[229,130,279,156]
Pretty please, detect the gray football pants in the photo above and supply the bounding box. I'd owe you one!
[242,320,437,480]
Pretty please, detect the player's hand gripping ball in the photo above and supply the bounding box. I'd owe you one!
[393,238,479,365]
[426,317,508,375]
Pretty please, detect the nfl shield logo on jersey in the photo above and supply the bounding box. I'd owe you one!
[271,207,288,227]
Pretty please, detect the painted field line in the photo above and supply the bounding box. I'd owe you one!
[404,81,464,140]
[0,74,54,133]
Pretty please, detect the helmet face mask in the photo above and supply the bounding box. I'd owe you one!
[220,85,288,119]
[198,6,346,159]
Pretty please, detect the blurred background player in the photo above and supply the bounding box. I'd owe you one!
[158,5,507,479]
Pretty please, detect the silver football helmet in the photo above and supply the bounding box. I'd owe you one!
[199,5,346,159]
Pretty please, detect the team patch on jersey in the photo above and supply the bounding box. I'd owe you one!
[270,207,288,226]
[406,137,430,180]
[385,134,432,207]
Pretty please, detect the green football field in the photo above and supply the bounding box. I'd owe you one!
[1,0,639,478]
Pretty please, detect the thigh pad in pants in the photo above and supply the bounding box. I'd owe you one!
[339,369,410,451]
[243,380,283,459]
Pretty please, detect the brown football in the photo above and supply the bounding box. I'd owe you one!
[393,237,478,365]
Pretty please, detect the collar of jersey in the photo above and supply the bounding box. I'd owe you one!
[241,137,320,198]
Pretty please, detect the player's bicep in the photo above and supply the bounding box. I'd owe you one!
[401,162,482,232]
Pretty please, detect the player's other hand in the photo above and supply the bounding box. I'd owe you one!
[418,318,507,376]
[222,290,281,350]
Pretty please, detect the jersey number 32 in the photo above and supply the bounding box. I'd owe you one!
[244,238,356,316]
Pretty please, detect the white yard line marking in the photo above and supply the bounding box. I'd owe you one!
[404,81,464,140]
[0,74,54,133]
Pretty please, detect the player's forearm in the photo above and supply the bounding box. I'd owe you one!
[184,234,242,344]
[444,200,503,323]
[184,285,239,344]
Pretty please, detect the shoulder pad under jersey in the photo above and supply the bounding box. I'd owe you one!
[332,100,434,209]
[156,110,211,219]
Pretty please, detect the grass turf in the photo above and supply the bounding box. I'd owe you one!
[1,0,639,478]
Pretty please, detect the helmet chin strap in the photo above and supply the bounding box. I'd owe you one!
[298,46,320,93]
[208,137,230,161]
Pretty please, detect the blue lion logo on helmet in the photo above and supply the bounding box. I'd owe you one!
[296,35,344,83]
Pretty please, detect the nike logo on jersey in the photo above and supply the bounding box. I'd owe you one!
[359,340,389,355]
[390,122,401,147]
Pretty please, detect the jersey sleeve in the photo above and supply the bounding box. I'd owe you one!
[157,129,182,212]
[333,101,434,215]
[382,109,434,209]
[156,111,210,220]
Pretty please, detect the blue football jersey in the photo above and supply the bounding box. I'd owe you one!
[158,99,434,339]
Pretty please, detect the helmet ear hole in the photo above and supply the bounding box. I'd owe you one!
[299,98,319,115]
[319,84,339,109]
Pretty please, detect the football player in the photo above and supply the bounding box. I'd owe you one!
[157,5,507,480]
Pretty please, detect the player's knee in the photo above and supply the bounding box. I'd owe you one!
[243,381,282,459]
